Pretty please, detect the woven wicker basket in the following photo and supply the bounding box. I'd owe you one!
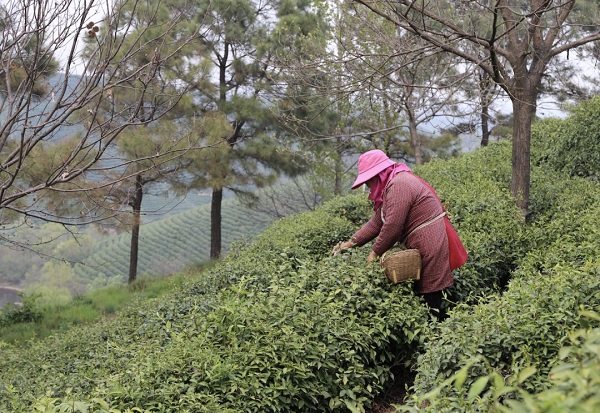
[380,249,422,284]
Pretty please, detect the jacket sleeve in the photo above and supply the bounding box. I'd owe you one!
[351,208,383,247]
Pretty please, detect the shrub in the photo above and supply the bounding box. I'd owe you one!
[532,97,600,179]
[411,261,600,398]
[0,249,431,412]
[0,293,42,328]
[320,193,373,226]
[253,207,358,259]
[0,192,432,412]
[397,313,600,413]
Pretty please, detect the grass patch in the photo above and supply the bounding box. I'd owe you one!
[0,322,48,343]
[88,285,130,314]
[0,270,205,345]
[55,303,100,326]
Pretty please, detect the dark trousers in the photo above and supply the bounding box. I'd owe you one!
[422,290,447,322]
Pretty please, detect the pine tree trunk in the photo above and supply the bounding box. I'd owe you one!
[128,174,143,284]
[210,187,223,259]
[479,69,493,147]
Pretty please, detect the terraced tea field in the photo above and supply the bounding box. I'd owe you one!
[74,198,273,286]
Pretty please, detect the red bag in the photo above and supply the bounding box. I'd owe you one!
[443,214,468,270]
[411,173,468,270]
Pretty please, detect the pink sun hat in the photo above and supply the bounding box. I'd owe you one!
[351,149,396,189]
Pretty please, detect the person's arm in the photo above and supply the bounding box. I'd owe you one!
[332,210,383,255]
[366,249,379,265]
[332,239,356,255]
[363,184,410,264]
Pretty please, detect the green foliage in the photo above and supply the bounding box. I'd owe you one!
[398,313,600,413]
[532,97,600,179]
[251,203,359,259]
[533,321,600,413]
[0,222,102,294]
[411,260,600,398]
[160,254,426,413]
[57,301,101,326]
[320,193,372,225]
[0,294,42,328]
[0,195,431,412]
[0,275,194,344]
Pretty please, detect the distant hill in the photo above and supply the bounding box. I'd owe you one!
[74,197,274,288]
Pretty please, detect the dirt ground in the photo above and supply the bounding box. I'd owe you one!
[366,367,414,413]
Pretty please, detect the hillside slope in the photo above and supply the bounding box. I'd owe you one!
[1,112,599,412]
[74,197,274,287]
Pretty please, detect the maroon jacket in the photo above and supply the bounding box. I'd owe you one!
[351,172,453,294]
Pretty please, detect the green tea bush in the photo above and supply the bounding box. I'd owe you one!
[397,313,600,413]
[126,254,427,413]
[411,261,600,398]
[320,193,373,226]
[0,194,429,412]
[520,176,600,271]
[531,117,568,169]
[525,321,600,413]
[532,97,600,179]
[0,250,430,412]
[196,194,370,295]
[252,206,360,259]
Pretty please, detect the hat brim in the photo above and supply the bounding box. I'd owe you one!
[351,159,395,189]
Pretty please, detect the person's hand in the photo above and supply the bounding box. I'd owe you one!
[366,250,379,265]
[332,241,354,256]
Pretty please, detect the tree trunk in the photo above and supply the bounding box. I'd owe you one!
[409,117,423,166]
[479,69,493,147]
[128,174,143,284]
[210,186,223,259]
[510,96,536,219]
[480,104,490,147]
[334,144,343,196]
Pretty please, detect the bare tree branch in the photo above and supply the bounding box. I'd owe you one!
[0,0,203,227]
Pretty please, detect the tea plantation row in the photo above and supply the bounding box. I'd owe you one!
[74,198,273,288]
[1,100,599,412]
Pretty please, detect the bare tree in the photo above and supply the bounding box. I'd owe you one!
[273,0,470,207]
[242,177,323,218]
[351,0,600,217]
[0,0,197,236]
[336,4,470,165]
